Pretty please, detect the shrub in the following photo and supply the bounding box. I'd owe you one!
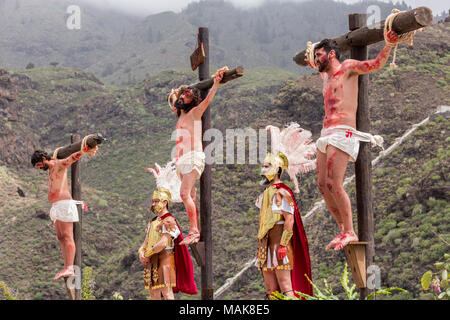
[421,253,450,300]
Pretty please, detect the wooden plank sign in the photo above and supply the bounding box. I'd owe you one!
[190,42,205,71]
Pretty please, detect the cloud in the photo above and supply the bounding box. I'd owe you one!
[77,0,448,17]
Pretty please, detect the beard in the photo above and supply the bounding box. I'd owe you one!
[317,56,329,72]
[175,98,197,116]
[40,164,49,171]
[259,176,271,187]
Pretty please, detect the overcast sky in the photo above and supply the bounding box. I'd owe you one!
[79,0,448,17]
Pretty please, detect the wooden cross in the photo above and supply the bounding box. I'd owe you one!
[187,27,244,300]
[292,7,432,299]
[50,133,104,300]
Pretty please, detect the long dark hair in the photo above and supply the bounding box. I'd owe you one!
[174,86,202,117]
[31,150,51,166]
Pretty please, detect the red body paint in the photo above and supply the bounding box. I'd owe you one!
[326,152,336,179]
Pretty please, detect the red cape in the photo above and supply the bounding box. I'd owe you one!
[161,213,198,295]
[273,183,313,297]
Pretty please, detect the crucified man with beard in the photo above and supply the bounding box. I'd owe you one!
[31,144,97,280]
[168,67,225,245]
[307,30,398,251]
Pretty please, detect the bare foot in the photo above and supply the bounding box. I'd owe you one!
[54,266,74,280]
[179,231,200,246]
[325,233,345,251]
[334,232,358,251]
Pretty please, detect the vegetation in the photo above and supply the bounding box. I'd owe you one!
[271,263,406,300]
[0,0,411,86]
[421,253,450,300]
[0,16,448,300]
[0,281,17,300]
[82,267,96,300]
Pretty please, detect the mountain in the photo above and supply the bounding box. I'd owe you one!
[88,0,413,85]
[0,0,416,86]
[0,15,449,300]
[0,0,135,70]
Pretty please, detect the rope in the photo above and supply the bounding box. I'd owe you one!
[81,134,97,156]
[53,134,97,159]
[212,66,229,85]
[384,9,419,68]
[167,88,180,114]
[52,147,63,160]
[305,41,319,69]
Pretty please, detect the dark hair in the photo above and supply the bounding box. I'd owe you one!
[174,86,203,117]
[314,39,341,61]
[31,150,50,166]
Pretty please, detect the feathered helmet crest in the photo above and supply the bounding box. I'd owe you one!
[147,160,182,204]
[265,122,316,193]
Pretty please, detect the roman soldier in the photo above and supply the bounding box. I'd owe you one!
[138,161,197,299]
[255,123,316,299]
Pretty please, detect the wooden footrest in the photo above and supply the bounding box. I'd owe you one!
[344,241,368,288]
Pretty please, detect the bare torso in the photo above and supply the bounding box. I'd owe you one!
[175,108,203,157]
[321,63,359,129]
[48,161,72,203]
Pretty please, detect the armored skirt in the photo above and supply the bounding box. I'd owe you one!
[144,249,177,290]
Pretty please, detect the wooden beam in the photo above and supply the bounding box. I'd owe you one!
[198,27,214,301]
[51,133,105,159]
[349,13,375,300]
[189,66,244,91]
[293,6,433,66]
[71,134,82,300]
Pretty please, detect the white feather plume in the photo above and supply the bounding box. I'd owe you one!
[146,160,182,203]
[266,122,316,193]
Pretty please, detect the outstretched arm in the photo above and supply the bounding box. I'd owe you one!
[192,68,225,119]
[346,30,398,75]
[61,144,98,168]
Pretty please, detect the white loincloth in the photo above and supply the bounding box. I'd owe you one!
[175,151,206,179]
[49,199,83,223]
[316,125,384,162]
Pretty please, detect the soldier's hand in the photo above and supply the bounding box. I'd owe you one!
[139,251,149,264]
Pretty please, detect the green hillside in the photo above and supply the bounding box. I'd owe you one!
[0,21,449,300]
[0,0,412,86]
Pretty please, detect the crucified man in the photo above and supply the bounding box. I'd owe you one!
[309,30,398,251]
[168,67,225,245]
[31,144,97,280]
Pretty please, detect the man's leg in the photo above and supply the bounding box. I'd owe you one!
[149,289,162,300]
[190,185,200,233]
[161,287,175,300]
[325,145,358,250]
[54,221,75,280]
[317,151,345,250]
[275,269,295,298]
[262,270,280,299]
[179,171,200,245]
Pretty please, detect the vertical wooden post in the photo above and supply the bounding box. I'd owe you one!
[349,13,375,300]
[198,27,214,300]
[71,134,82,300]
